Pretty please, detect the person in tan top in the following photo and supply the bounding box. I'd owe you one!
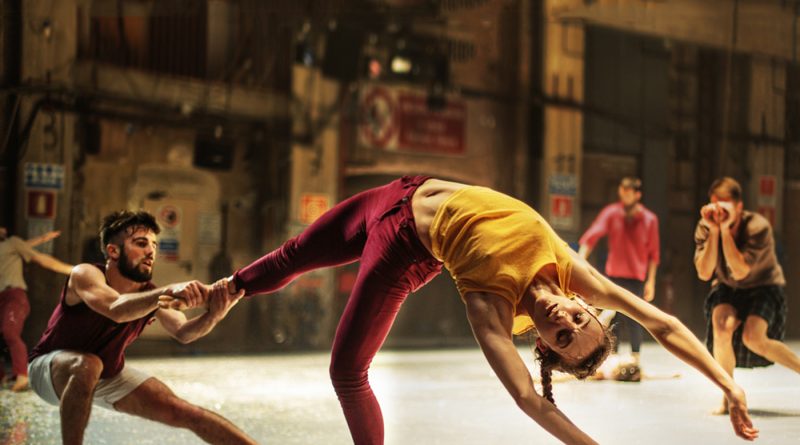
[0,226,73,391]
[695,177,800,414]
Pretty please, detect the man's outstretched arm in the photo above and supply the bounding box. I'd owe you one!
[70,264,207,323]
[156,279,244,344]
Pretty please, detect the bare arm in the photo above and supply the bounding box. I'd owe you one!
[719,224,751,281]
[70,264,206,323]
[30,251,73,275]
[713,201,750,280]
[695,232,719,281]
[567,251,758,441]
[577,208,609,262]
[572,255,731,387]
[577,244,592,260]
[156,279,244,344]
[643,260,657,302]
[26,230,61,247]
[10,235,71,275]
[464,292,597,445]
[695,204,721,281]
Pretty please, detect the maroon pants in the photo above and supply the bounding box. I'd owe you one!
[0,287,31,377]
[235,176,443,444]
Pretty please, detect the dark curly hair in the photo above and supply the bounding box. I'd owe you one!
[99,210,160,258]
[533,324,616,406]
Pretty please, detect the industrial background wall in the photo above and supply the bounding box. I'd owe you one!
[2,0,799,364]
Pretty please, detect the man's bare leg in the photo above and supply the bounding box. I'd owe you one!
[114,377,256,444]
[742,316,800,373]
[711,304,741,415]
[50,352,104,445]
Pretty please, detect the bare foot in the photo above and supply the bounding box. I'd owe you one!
[10,375,29,392]
[712,397,729,415]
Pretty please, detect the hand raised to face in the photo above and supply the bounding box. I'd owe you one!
[716,201,737,230]
[701,203,721,227]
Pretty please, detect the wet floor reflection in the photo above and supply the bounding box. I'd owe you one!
[1,343,799,444]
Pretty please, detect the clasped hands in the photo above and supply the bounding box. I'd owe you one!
[700,201,736,231]
[158,278,244,315]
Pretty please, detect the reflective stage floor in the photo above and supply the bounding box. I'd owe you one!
[2,342,798,444]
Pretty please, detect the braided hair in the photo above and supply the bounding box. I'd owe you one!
[535,343,560,405]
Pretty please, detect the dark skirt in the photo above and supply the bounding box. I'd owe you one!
[704,284,787,368]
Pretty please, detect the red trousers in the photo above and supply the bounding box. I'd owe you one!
[235,176,443,444]
[0,287,31,377]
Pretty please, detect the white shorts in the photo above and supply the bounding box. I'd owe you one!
[28,350,152,411]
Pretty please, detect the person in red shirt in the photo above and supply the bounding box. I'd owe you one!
[578,177,660,375]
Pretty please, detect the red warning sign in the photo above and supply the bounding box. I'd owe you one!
[759,176,776,197]
[360,87,397,149]
[550,194,575,230]
[26,190,56,219]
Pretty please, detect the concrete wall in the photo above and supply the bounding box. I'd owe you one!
[416,0,519,96]
[281,64,342,348]
[18,0,82,349]
[16,0,292,354]
[786,181,800,338]
[16,0,797,358]
[581,27,691,328]
[558,0,800,61]
[540,0,585,243]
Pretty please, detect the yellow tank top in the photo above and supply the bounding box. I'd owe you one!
[429,186,573,334]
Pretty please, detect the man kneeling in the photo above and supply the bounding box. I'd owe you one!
[27,211,255,445]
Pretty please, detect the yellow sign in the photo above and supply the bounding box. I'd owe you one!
[300,194,330,225]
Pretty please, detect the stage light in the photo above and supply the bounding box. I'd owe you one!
[390,55,412,74]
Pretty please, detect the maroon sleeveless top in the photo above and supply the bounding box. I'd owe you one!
[29,264,157,379]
